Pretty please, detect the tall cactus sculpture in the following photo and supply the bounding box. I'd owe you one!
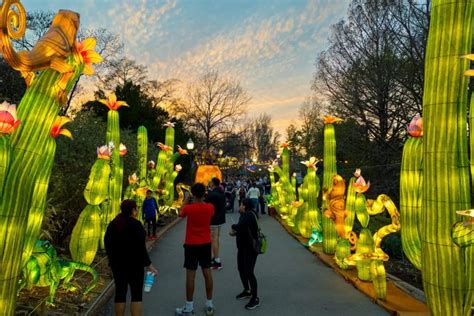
[298,157,322,237]
[70,145,111,265]
[0,3,102,313]
[322,116,341,254]
[419,1,473,314]
[400,114,423,270]
[99,94,128,232]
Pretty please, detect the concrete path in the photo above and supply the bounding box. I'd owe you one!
[140,211,387,316]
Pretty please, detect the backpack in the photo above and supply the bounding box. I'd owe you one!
[249,212,267,254]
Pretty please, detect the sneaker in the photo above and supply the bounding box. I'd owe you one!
[175,306,194,316]
[211,261,222,270]
[205,306,214,316]
[245,297,260,310]
[235,290,252,300]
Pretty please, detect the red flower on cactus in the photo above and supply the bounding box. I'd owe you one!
[407,114,423,137]
[97,145,112,160]
[177,145,188,155]
[280,142,290,149]
[164,121,175,128]
[99,93,128,111]
[353,176,370,193]
[50,116,73,139]
[324,115,343,124]
[119,143,127,156]
[157,142,171,152]
[75,38,103,75]
[0,101,21,135]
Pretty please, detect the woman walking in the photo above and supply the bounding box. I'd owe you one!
[230,198,260,310]
[105,199,158,316]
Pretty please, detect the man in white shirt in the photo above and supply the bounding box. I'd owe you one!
[246,182,260,212]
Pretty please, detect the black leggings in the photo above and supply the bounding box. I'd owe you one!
[237,247,258,298]
[145,217,156,236]
[112,267,144,303]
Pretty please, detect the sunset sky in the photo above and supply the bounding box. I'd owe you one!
[24,0,350,134]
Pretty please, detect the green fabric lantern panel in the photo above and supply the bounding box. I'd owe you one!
[334,238,351,270]
[354,228,374,281]
[344,175,357,236]
[70,205,102,265]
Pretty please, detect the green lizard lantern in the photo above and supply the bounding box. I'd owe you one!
[18,240,98,306]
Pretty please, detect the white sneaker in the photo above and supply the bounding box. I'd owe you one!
[175,306,195,316]
[205,305,215,316]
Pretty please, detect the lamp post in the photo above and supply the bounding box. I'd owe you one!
[186,138,195,184]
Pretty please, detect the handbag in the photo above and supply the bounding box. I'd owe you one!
[248,211,267,254]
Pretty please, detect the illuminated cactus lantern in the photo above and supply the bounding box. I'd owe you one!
[100,94,128,240]
[296,157,322,238]
[408,1,474,314]
[321,116,342,254]
[0,2,102,313]
[70,145,111,265]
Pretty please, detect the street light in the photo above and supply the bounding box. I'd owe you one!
[186,138,194,151]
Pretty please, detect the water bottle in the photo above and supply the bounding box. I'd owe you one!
[144,271,155,292]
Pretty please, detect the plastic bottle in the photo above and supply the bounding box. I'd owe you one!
[144,271,155,292]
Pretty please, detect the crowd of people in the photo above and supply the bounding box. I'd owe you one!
[104,175,267,316]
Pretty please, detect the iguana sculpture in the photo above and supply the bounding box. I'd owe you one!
[18,240,98,306]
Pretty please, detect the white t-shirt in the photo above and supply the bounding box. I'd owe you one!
[246,187,260,199]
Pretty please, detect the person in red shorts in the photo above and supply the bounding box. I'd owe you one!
[176,183,215,316]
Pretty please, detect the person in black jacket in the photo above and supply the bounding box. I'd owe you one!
[230,198,260,310]
[105,199,158,316]
[205,177,226,270]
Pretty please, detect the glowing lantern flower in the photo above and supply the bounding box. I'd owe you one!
[324,115,343,124]
[128,173,138,184]
[164,121,175,128]
[456,209,474,218]
[301,157,318,169]
[119,143,127,156]
[99,94,128,111]
[0,101,21,135]
[157,142,171,152]
[280,142,290,149]
[75,38,103,75]
[462,54,474,76]
[353,168,361,178]
[175,164,183,172]
[177,145,188,155]
[353,176,370,193]
[291,201,304,208]
[147,160,156,169]
[407,114,423,137]
[97,145,112,160]
[50,116,72,139]
[136,187,149,197]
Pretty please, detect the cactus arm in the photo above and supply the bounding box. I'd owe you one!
[137,126,148,185]
[69,205,101,265]
[344,177,357,236]
[400,136,423,269]
[21,137,56,266]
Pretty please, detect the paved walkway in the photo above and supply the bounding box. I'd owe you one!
[138,211,386,316]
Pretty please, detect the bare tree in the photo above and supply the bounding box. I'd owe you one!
[174,71,250,150]
[314,0,428,157]
[298,95,326,156]
[252,114,279,162]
